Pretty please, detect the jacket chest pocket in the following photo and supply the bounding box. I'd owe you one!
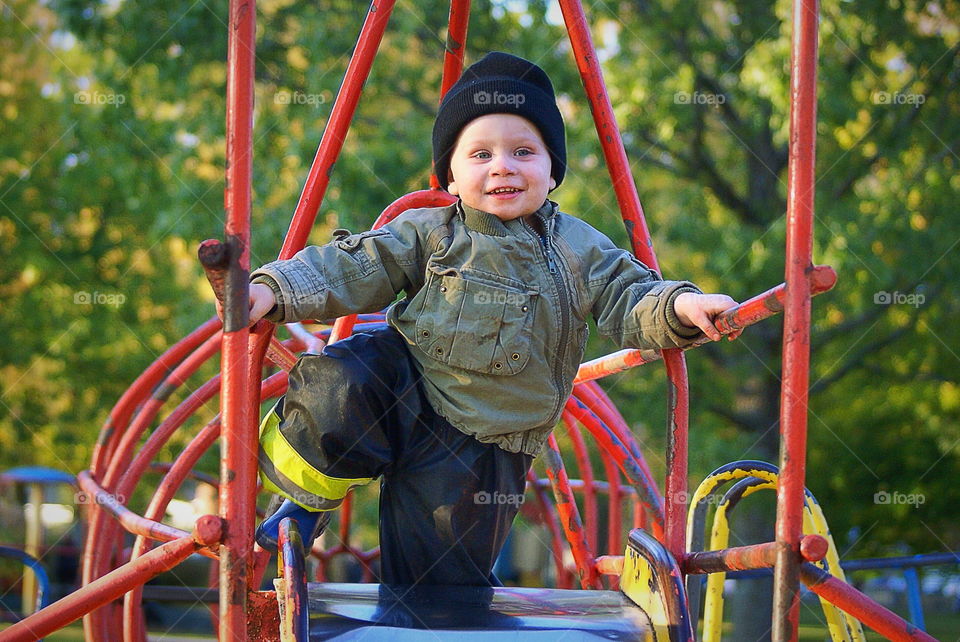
[415,267,538,375]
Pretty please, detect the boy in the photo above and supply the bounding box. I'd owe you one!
[244,52,738,586]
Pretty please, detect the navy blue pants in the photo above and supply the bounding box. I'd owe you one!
[259,326,532,586]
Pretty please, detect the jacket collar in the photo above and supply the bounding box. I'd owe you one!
[458,200,557,237]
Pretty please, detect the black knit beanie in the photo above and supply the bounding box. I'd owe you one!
[432,52,566,192]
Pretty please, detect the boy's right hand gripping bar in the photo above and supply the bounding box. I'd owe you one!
[574,265,837,384]
[198,238,298,372]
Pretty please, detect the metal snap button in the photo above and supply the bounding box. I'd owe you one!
[521,305,529,312]
[439,285,448,293]
[435,347,444,355]
[421,330,430,338]
[494,362,503,370]
[511,353,521,361]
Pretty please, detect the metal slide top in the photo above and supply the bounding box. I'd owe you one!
[303,583,654,640]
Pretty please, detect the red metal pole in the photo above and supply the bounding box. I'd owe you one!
[220,0,256,638]
[772,0,820,638]
[800,564,937,642]
[557,0,689,562]
[430,0,472,188]
[278,0,397,260]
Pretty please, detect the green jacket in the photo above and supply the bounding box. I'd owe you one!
[251,200,702,455]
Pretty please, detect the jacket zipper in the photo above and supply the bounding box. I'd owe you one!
[528,215,571,423]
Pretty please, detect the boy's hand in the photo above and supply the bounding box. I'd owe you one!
[215,282,277,326]
[673,292,742,342]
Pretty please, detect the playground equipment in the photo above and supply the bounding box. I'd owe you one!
[0,0,945,640]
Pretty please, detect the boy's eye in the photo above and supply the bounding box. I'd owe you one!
[515,148,532,156]
[473,151,491,159]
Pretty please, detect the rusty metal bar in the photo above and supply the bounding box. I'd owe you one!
[684,535,828,575]
[220,0,256,637]
[564,397,665,539]
[557,0,692,563]
[772,0,820,638]
[562,414,599,553]
[543,435,599,589]
[800,563,937,642]
[4,517,221,642]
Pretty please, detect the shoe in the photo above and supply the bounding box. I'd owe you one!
[255,497,331,553]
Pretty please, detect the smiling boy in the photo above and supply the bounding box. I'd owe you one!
[241,52,738,586]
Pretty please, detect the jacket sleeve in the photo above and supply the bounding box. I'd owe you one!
[584,233,704,350]
[249,215,427,324]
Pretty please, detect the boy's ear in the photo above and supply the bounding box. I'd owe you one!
[446,169,459,195]
[549,177,557,190]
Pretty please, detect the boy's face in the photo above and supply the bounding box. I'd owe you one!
[447,113,556,222]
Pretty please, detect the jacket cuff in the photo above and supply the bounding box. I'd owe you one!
[250,275,285,323]
[664,284,704,338]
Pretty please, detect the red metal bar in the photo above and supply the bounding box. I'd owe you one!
[574,267,837,384]
[558,0,690,561]
[577,381,660,502]
[5,517,221,642]
[525,468,572,588]
[684,536,827,575]
[773,0,820,638]
[543,435,599,589]
[278,0,397,260]
[561,415,599,552]
[76,471,214,555]
[431,0,472,188]
[565,397,665,539]
[85,328,224,638]
[220,0,256,637]
[90,317,220,478]
[800,563,937,642]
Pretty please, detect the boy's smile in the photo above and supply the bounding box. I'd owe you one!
[446,114,556,222]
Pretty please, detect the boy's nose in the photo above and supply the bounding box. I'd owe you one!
[490,156,516,175]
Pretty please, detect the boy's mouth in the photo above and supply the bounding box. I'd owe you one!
[487,187,522,195]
